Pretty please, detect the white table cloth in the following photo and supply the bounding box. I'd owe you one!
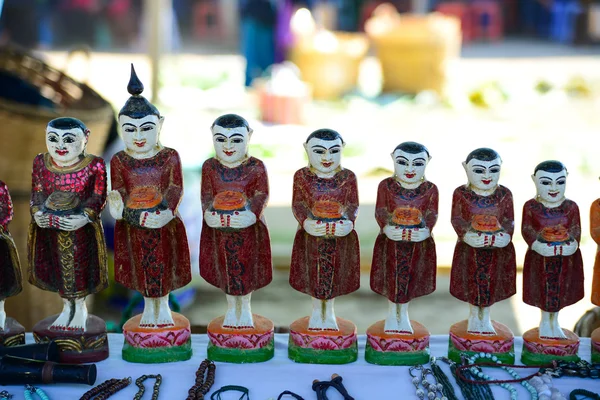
[6,334,597,399]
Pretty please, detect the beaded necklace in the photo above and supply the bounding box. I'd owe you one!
[24,385,50,400]
[133,374,162,400]
[78,377,131,400]
[540,361,600,379]
[0,390,12,400]
[409,365,448,400]
[186,359,216,400]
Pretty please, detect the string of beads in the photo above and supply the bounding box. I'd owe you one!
[24,385,50,400]
[78,377,131,400]
[186,359,216,400]
[134,374,162,400]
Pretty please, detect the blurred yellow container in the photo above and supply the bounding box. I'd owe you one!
[366,12,461,95]
[289,31,369,100]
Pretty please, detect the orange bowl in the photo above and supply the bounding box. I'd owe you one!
[392,207,422,226]
[312,200,343,220]
[213,191,247,211]
[540,226,569,242]
[127,186,162,210]
[471,215,502,233]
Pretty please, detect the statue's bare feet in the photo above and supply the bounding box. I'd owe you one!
[540,321,567,339]
[139,298,156,328]
[156,300,175,328]
[68,300,88,332]
[384,317,413,335]
[236,307,254,329]
[0,309,6,331]
[50,300,71,331]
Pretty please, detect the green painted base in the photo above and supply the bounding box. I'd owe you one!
[365,343,429,366]
[122,339,192,364]
[521,348,580,366]
[288,341,357,365]
[207,340,274,363]
[592,350,600,363]
[448,338,515,364]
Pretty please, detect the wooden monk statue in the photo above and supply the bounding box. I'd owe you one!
[366,141,438,366]
[288,129,360,365]
[448,147,517,364]
[29,117,109,363]
[521,160,584,365]
[591,177,600,363]
[200,114,274,363]
[0,180,24,346]
[108,65,192,363]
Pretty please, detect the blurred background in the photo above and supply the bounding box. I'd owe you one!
[1,0,599,338]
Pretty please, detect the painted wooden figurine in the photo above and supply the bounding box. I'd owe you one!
[591,178,600,363]
[200,114,274,363]
[366,142,437,366]
[521,160,584,365]
[288,129,360,364]
[108,65,192,363]
[29,117,109,363]
[0,180,24,347]
[448,148,517,363]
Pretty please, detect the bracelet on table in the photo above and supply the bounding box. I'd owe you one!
[570,389,600,400]
[540,361,600,379]
[79,377,132,400]
[24,385,50,400]
[134,374,162,400]
[312,374,354,400]
[186,359,216,400]
[430,357,460,400]
[439,356,495,400]
[277,391,305,400]
[210,385,250,400]
[0,390,12,400]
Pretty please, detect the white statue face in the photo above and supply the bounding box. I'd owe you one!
[392,149,429,185]
[305,138,343,175]
[119,114,163,156]
[463,157,502,192]
[45,126,87,165]
[212,125,252,165]
[533,169,567,205]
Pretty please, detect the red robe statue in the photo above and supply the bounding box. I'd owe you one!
[200,157,272,295]
[0,181,22,300]
[450,185,517,307]
[290,167,360,299]
[522,199,584,312]
[29,154,108,298]
[111,148,192,297]
[370,179,438,303]
[591,199,600,306]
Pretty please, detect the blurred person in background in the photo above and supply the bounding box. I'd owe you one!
[0,0,41,48]
[240,0,276,87]
[105,0,141,48]
[58,0,101,47]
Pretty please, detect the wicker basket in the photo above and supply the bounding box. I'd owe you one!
[366,13,461,95]
[0,46,114,329]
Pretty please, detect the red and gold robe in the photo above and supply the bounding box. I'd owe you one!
[199,157,272,296]
[29,153,107,298]
[290,167,360,300]
[522,198,584,312]
[370,178,438,304]
[591,199,600,306]
[0,180,22,301]
[111,148,192,298]
[450,185,517,307]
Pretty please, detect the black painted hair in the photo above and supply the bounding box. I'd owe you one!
[47,117,88,135]
[305,129,345,144]
[118,64,161,118]
[394,141,430,158]
[466,148,500,163]
[211,114,251,131]
[534,160,567,174]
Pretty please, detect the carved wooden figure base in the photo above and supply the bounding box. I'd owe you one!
[207,314,274,363]
[365,320,430,366]
[0,318,25,347]
[521,327,580,365]
[448,320,515,364]
[122,312,192,364]
[33,314,108,364]
[288,317,357,365]
[592,328,600,363]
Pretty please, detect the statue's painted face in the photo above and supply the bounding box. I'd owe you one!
[534,169,567,205]
[464,157,501,191]
[46,126,87,165]
[392,149,429,185]
[119,114,163,156]
[305,138,343,175]
[212,125,251,165]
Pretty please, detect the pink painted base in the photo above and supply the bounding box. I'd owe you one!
[367,320,429,353]
[123,313,191,349]
[207,314,274,350]
[449,320,514,354]
[522,328,580,357]
[289,317,357,350]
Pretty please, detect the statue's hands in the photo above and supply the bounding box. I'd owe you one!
[140,209,174,229]
[204,210,221,228]
[534,238,579,257]
[463,231,488,248]
[303,218,326,237]
[383,225,403,241]
[409,226,431,242]
[491,232,511,248]
[229,210,257,229]
[107,190,124,220]
[34,211,50,228]
[384,225,431,242]
[58,214,90,231]
[332,220,353,237]
[561,238,579,256]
